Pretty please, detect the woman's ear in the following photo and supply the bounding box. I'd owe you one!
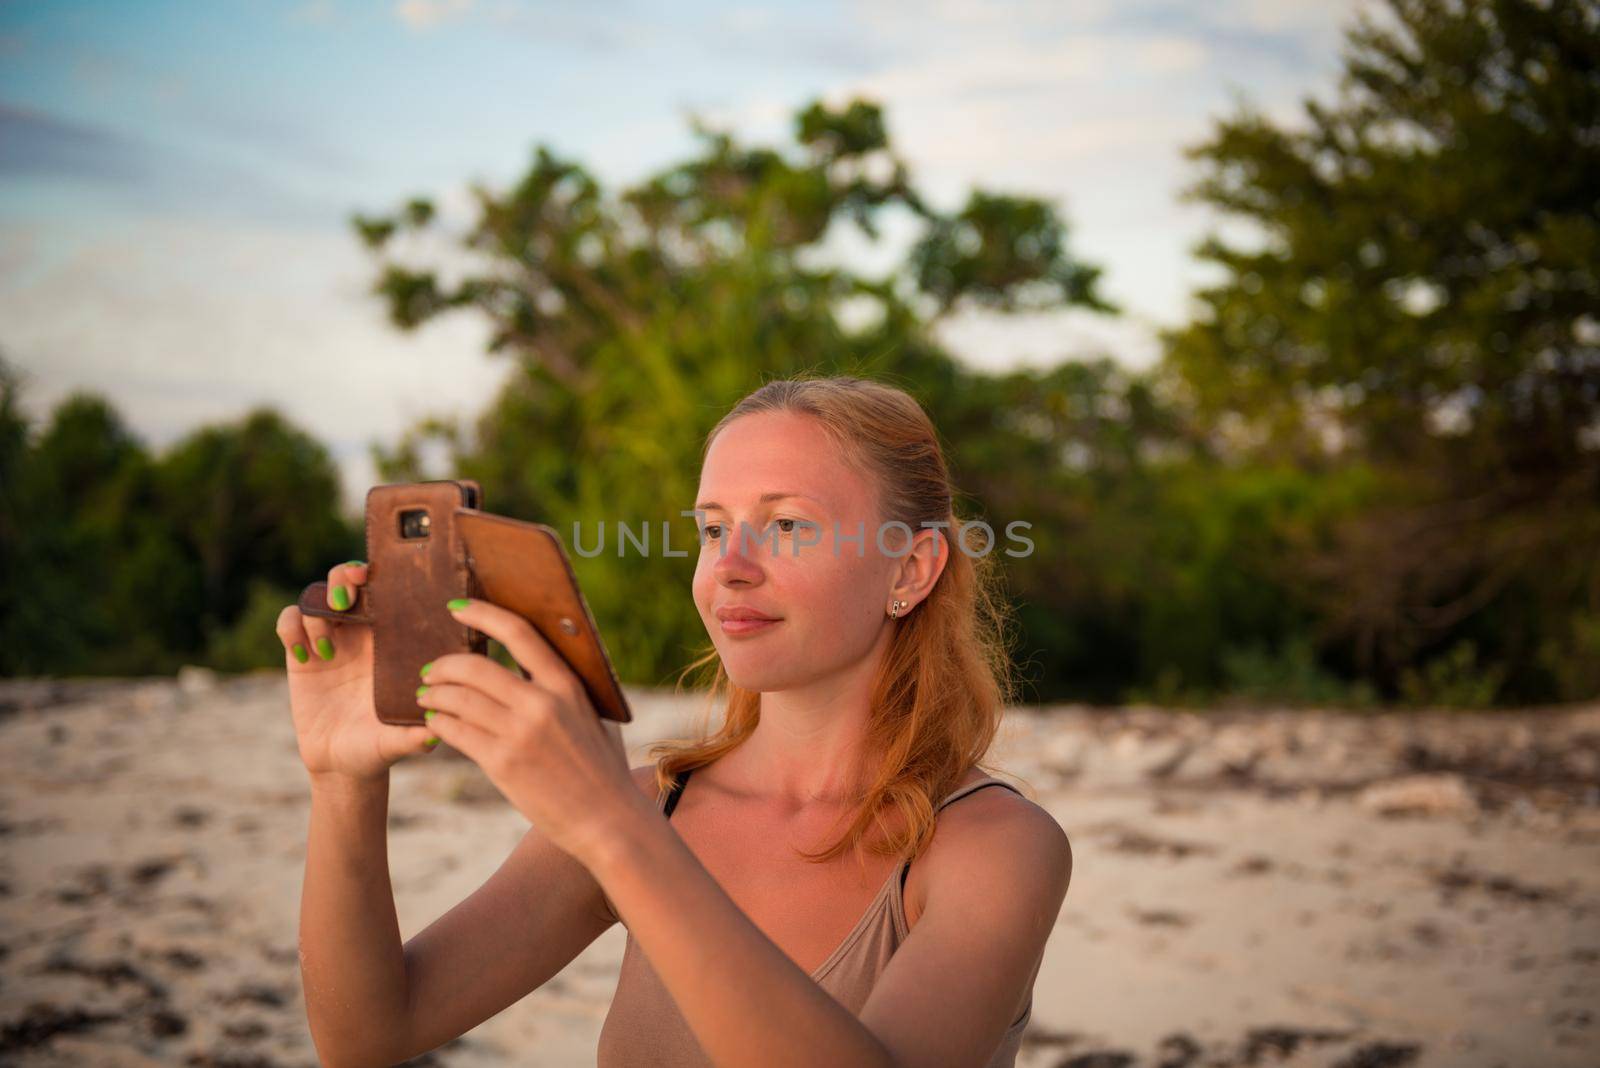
[890,524,948,612]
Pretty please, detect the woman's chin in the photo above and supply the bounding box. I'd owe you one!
[719,658,794,693]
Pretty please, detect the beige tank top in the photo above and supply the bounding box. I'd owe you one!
[595,769,1035,1066]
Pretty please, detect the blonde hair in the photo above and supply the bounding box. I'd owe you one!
[647,373,1023,867]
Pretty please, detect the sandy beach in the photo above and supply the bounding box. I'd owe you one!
[1,672,1596,1067]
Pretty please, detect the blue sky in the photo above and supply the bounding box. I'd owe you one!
[0,0,1372,515]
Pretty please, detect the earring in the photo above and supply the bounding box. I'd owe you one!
[890,599,903,619]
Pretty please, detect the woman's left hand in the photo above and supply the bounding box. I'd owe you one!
[416,597,644,867]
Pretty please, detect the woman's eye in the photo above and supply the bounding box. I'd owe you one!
[698,520,800,543]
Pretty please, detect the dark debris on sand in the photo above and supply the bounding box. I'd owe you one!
[0,1002,119,1055]
[1028,1025,1423,1068]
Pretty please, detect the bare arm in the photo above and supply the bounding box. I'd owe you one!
[298,772,408,1068]
[587,784,1071,1068]
[858,793,1072,1066]
[298,761,658,1068]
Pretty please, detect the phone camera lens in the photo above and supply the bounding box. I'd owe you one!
[400,509,432,539]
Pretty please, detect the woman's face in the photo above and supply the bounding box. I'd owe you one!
[691,410,895,693]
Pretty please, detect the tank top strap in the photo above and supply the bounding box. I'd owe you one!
[663,768,1019,816]
[895,774,1026,914]
[662,767,1021,826]
[662,766,693,819]
[934,773,1024,812]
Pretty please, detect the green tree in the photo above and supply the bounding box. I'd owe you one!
[1160,0,1600,699]
[157,409,358,649]
[0,377,189,675]
[0,352,47,673]
[0,366,361,677]
[350,98,1116,686]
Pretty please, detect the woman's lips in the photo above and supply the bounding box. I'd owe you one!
[719,617,781,636]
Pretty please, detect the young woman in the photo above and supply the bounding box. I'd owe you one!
[280,374,1073,1068]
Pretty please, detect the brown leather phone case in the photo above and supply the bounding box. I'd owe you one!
[452,509,631,724]
[299,480,486,726]
[297,480,631,726]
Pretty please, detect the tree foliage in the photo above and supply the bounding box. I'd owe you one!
[5,2,1595,709]
[1159,0,1600,697]
[0,351,358,677]
[351,98,1116,685]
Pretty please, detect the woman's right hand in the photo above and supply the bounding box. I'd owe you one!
[276,561,438,783]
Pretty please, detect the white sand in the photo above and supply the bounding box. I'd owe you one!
[1,673,1595,1067]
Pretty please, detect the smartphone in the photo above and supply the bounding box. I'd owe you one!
[297,479,631,726]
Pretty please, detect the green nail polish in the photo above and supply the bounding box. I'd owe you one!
[315,636,334,660]
[420,661,433,677]
[344,559,366,567]
[291,642,309,663]
[416,684,429,698]
[423,710,437,721]
[331,584,351,611]
[446,598,471,611]
[424,737,440,748]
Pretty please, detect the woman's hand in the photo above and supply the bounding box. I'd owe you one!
[277,561,438,783]
[416,597,645,865]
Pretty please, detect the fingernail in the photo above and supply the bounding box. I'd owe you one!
[345,559,366,567]
[292,643,309,664]
[446,598,471,611]
[315,636,335,660]
[331,585,351,611]
[420,661,433,677]
[416,684,429,698]
[424,737,440,748]
[423,710,437,722]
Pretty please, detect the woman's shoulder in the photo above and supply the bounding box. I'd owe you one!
[939,773,1069,856]
[902,771,1072,927]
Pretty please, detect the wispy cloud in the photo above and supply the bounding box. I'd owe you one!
[396,0,475,32]
[7,25,369,195]
[0,99,348,227]
[288,0,337,27]
[477,0,681,53]
[0,102,150,182]
[0,214,508,512]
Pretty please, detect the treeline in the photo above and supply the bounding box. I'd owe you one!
[0,378,358,677]
[3,0,1596,708]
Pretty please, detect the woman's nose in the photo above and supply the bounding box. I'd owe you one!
[713,527,767,584]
